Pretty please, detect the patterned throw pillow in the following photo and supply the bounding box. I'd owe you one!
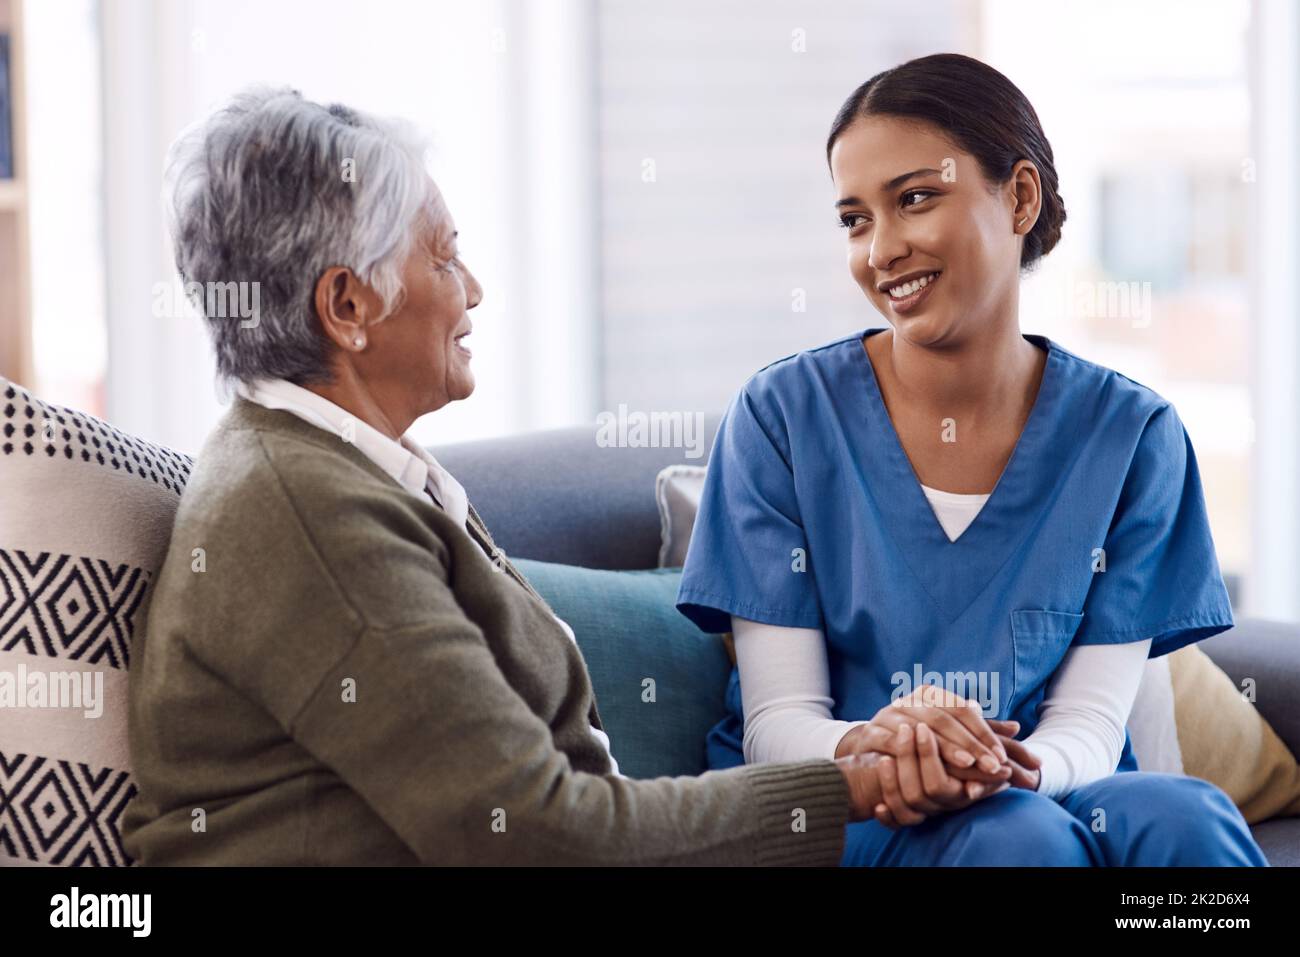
[0,377,192,866]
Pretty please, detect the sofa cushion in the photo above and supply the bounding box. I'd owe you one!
[0,377,192,866]
[430,415,722,571]
[512,559,731,779]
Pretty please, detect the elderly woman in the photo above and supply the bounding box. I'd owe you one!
[122,87,1025,866]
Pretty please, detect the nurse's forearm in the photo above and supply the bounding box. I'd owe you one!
[732,616,875,762]
[1021,638,1152,798]
[746,707,873,763]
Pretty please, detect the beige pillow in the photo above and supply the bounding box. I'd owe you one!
[1166,645,1300,824]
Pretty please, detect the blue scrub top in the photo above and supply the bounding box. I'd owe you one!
[677,327,1235,772]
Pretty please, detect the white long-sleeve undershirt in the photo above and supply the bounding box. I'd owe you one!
[732,483,1152,799]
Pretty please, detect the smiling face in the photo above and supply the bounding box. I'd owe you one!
[371,180,483,414]
[830,115,1032,350]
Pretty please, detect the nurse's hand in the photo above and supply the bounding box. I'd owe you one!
[943,720,1043,791]
[843,686,1007,774]
[997,729,1043,790]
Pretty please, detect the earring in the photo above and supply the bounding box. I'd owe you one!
[353,336,365,349]
[1016,216,1029,228]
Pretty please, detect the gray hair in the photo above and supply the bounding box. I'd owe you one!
[163,86,434,385]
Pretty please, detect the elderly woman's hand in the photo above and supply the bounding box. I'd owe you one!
[835,687,1031,829]
[869,721,1013,829]
[860,718,1042,829]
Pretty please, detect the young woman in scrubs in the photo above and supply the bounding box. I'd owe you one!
[677,53,1266,867]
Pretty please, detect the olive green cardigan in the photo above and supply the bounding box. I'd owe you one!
[122,398,851,865]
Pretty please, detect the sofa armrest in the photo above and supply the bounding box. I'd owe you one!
[1198,618,1300,756]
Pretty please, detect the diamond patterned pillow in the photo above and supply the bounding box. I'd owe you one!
[0,377,192,866]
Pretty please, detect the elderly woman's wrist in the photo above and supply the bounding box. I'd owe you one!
[834,750,885,822]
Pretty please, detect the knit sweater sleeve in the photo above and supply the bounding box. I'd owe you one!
[289,589,850,865]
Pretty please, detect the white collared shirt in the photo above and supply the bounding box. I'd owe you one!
[235,378,469,527]
[234,377,621,777]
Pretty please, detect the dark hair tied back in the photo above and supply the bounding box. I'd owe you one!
[827,53,1065,270]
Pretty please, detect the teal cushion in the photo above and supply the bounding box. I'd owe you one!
[513,560,731,779]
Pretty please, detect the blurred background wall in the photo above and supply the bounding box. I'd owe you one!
[2,0,1296,619]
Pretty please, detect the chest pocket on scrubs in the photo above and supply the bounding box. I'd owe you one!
[1009,609,1084,718]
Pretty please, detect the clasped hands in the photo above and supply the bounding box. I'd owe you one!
[835,685,1042,830]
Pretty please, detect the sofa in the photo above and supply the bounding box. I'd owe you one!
[432,416,1300,866]
[2,373,1296,866]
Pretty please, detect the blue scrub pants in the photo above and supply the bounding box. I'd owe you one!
[841,771,1268,866]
